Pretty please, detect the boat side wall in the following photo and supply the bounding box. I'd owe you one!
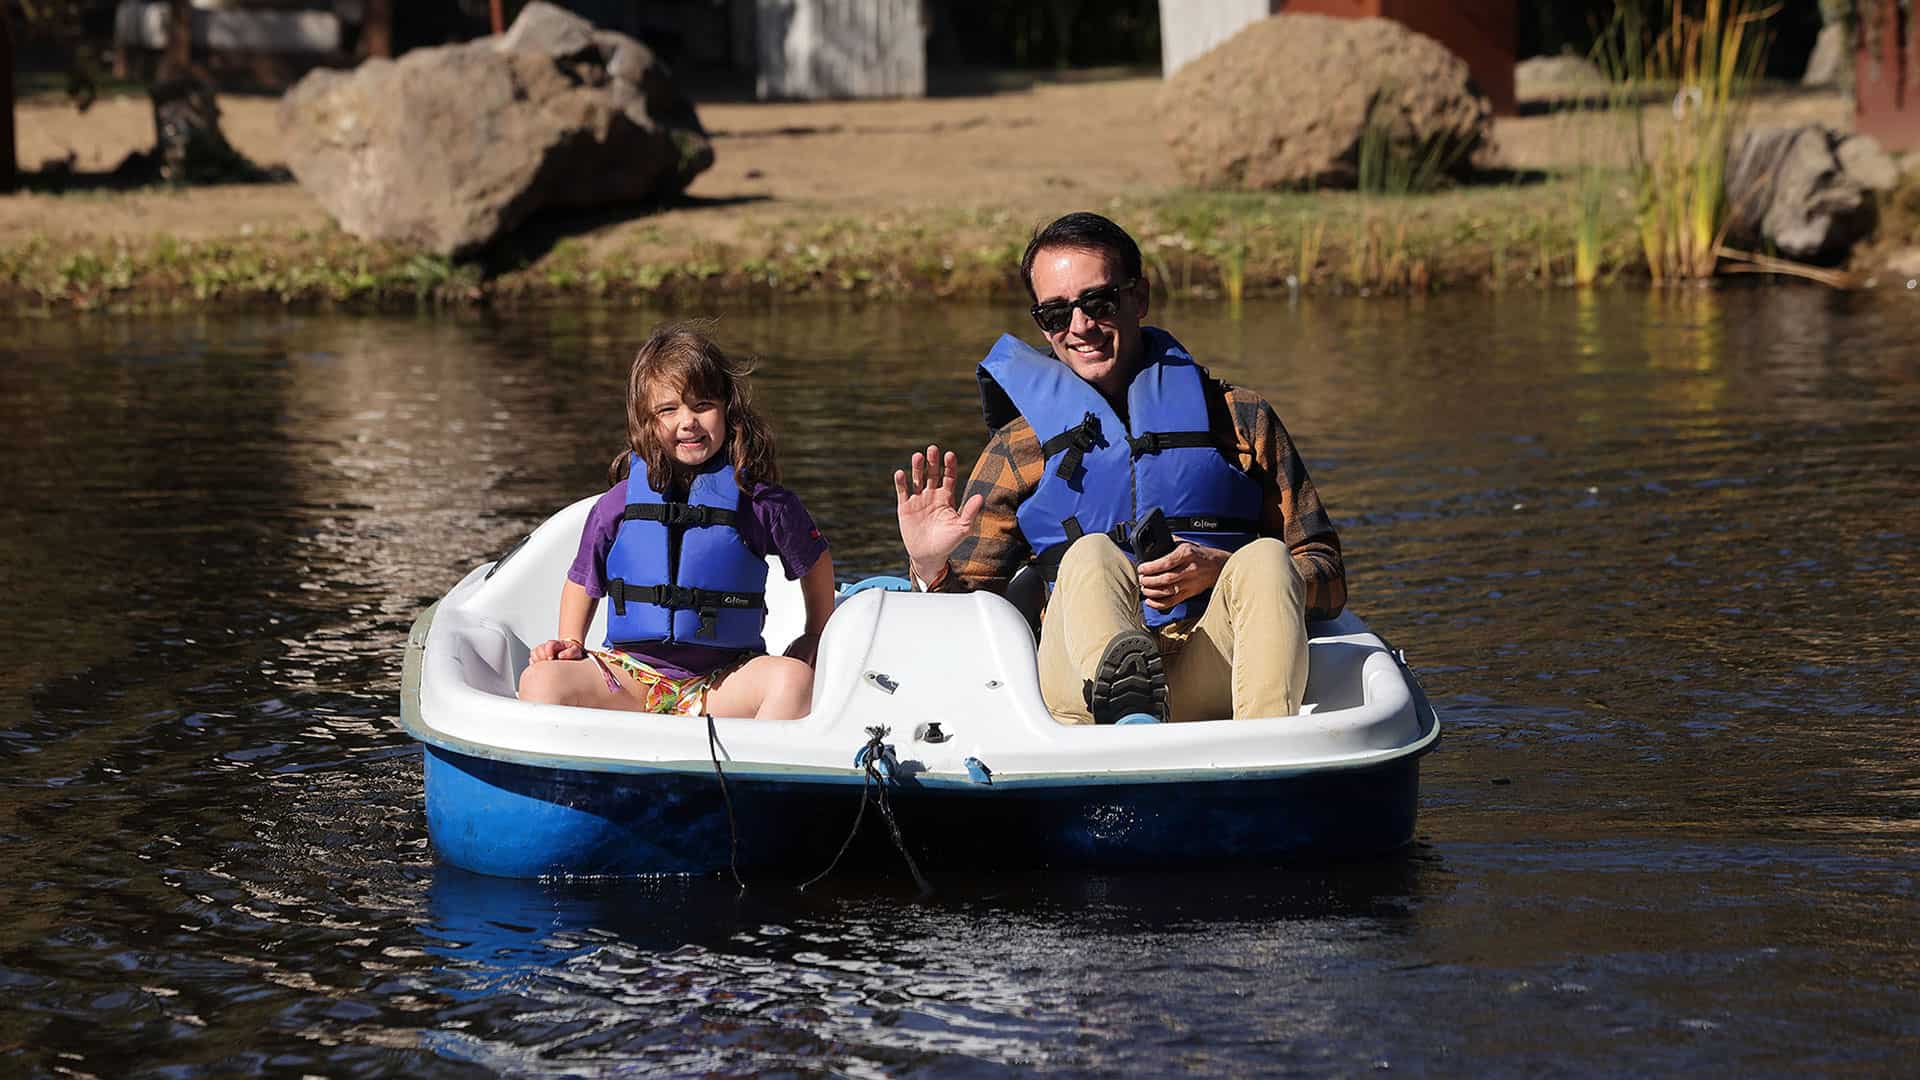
[424,743,1421,878]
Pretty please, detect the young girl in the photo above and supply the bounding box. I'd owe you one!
[518,324,835,720]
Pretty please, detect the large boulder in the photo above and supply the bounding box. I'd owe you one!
[1157,14,1492,191]
[278,2,713,257]
[1724,126,1891,264]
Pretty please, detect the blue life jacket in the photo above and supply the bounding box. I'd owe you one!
[976,328,1264,626]
[603,455,768,651]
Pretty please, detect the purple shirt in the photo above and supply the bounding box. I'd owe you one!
[567,477,829,678]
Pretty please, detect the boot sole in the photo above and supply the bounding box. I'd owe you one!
[1088,631,1168,725]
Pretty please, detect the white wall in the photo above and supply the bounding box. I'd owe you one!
[1159,0,1277,77]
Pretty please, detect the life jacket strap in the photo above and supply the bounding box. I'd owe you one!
[1031,515,1265,582]
[1126,430,1214,457]
[1039,411,1103,481]
[620,502,741,528]
[607,579,766,622]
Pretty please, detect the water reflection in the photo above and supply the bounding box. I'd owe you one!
[416,856,1436,1073]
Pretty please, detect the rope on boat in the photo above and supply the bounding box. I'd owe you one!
[799,725,933,897]
[704,712,747,891]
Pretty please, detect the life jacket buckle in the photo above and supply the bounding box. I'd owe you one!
[1052,411,1103,480]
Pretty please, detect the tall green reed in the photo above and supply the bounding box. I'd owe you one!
[1605,0,1775,282]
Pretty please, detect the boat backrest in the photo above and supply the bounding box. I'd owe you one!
[1005,563,1046,633]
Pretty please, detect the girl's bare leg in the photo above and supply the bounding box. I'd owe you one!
[517,657,655,711]
[704,655,815,720]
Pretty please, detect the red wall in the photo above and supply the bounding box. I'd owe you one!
[1281,0,1517,116]
[1855,6,1918,152]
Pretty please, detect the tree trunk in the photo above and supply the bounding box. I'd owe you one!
[365,0,394,59]
[165,0,192,78]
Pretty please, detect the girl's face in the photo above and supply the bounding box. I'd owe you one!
[650,382,727,468]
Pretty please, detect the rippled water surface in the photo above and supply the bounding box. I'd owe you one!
[1,291,1915,1075]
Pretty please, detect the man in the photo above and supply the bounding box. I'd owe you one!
[893,212,1345,724]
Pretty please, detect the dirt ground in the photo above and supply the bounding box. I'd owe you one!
[2,76,1855,252]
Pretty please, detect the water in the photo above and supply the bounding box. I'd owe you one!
[1,290,1915,1075]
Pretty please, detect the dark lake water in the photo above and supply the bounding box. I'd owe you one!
[1,290,1916,1075]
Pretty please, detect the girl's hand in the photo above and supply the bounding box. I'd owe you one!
[783,631,820,666]
[1138,543,1229,612]
[530,637,587,663]
[893,444,984,583]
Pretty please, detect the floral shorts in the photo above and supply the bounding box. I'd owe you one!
[589,648,731,716]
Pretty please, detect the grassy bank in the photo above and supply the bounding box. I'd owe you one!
[0,174,1661,313]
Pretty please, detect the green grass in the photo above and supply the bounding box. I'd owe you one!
[0,177,1658,312]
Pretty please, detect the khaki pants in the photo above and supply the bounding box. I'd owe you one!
[1035,535,1309,724]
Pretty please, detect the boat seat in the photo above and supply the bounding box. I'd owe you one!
[1006,563,1046,635]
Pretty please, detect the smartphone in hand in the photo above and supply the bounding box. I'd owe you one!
[1129,507,1178,563]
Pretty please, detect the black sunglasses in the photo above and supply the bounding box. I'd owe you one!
[1030,279,1136,334]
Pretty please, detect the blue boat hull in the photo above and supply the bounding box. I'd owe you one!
[424,745,1423,879]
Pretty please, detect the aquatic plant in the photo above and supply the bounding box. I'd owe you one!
[1607,0,1774,282]
[1354,105,1474,197]
[1296,214,1325,288]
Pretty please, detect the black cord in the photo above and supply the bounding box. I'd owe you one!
[798,766,871,892]
[799,727,933,897]
[705,712,747,891]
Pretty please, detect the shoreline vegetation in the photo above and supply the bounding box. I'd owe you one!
[4,71,1914,314]
[1,181,1656,311]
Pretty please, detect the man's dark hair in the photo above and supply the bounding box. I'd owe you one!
[1019,212,1144,301]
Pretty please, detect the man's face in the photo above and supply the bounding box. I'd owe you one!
[1029,246,1148,399]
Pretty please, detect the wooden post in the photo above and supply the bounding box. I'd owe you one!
[491,0,506,35]
[0,4,15,193]
[365,0,393,59]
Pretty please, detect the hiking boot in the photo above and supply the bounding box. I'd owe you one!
[1084,630,1168,725]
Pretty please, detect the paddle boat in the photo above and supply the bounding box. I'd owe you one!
[400,497,1440,880]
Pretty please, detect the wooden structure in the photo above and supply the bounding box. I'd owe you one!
[1159,0,1518,116]
[111,0,394,82]
[753,0,924,100]
[1855,4,1918,152]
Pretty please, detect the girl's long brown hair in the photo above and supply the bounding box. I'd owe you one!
[609,322,780,491]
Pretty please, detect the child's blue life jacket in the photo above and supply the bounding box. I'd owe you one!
[603,454,768,651]
[976,328,1264,627]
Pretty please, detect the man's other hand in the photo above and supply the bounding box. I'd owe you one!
[1138,542,1229,611]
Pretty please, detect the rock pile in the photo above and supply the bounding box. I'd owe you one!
[1723,126,1898,265]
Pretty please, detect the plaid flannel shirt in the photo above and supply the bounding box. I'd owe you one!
[928,373,1347,621]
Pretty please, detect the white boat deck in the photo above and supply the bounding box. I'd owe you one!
[408,497,1438,785]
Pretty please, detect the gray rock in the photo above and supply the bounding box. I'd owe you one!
[1801,24,1853,88]
[1724,125,1877,265]
[1157,14,1491,191]
[1837,134,1899,191]
[278,1,712,257]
